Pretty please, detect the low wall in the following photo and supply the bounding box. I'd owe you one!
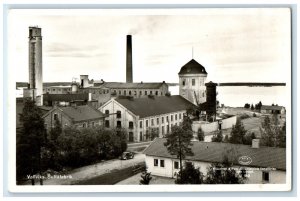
[192,115,237,133]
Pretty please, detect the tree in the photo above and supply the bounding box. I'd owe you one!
[175,162,204,184]
[47,118,62,170]
[242,132,256,145]
[260,115,282,147]
[197,128,205,141]
[140,171,152,185]
[277,122,286,148]
[250,104,254,110]
[244,103,250,109]
[181,115,193,131]
[205,155,244,184]
[149,127,159,140]
[211,130,223,142]
[164,125,194,177]
[229,118,247,144]
[17,99,47,183]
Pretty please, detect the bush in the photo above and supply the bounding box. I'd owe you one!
[239,113,250,120]
[253,113,257,117]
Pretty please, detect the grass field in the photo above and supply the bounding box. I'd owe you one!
[73,162,145,185]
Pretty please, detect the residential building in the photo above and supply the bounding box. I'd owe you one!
[98,95,196,142]
[261,105,286,114]
[42,105,106,131]
[144,138,286,184]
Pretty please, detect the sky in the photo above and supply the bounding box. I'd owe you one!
[8,8,291,84]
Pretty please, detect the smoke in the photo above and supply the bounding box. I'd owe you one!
[128,28,138,35]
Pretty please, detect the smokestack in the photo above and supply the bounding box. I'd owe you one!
[126,35,133,83]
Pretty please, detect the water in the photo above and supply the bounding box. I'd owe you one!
[169,85,287,107]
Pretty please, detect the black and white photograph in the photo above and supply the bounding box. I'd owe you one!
[7,7,292,192]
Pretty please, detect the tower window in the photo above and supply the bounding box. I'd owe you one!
[182,79,186,86]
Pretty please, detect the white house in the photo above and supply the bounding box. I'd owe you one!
[143,138,286,184]
[98,95,196,142]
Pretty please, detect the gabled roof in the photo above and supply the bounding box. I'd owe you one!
[99,82,167,89]
[48,105,105,122]
[43,93,88,102]
[143,138,286,170]
[261,105,284,111]
[178,59,208,75]
[115,95,195,118]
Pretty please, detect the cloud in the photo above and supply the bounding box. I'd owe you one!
[45,42,108,58]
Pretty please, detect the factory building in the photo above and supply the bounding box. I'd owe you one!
[98,95,195,142]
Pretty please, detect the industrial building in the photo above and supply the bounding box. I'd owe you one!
[98,95,196,142]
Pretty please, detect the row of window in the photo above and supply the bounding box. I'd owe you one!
[44,88,71,92]
[182,79,205,86]
[105,120,134,129]
[114,89,163,96]
[139,113,184,128]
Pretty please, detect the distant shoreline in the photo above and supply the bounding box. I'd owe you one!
[168,82,286,87]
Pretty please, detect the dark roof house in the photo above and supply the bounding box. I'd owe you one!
[43,105,106,123]
[143,138,286,170]
[115,95,196,118]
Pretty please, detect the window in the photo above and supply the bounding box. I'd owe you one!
[182,79,185,86]
[156,118,159,125]
[167,125,169,134]
[145,91,148,95]
[166,116,169,122]
[262,171,269,182]
[91,122,95,127]
[124,90,126,95]
[171,115,173,122]
[162,126,165,135]
[52,89,56,91]
[116,111,121,118]
[105,120,110,128]
[154,159,158,167]
[105,110,109,115]
[160,160,165,167]
[134,91,137,95]
[140,132,143,141]
[174,161,179,169]
[53,113,58,120]
[146,120,148,127]
[139,121,143,128]
[179,113,182,119]
[192,79,195,86]
[139,91,142,96]
[117,121,121,128]
[150,91,153,95]
[155,91,158,96]
[129,121,133,129]
[129,91,132,95]
[161,117,164,123]
[82,123,86,128]
[151,119,154,126]
[119,90,121,95]
[175,114,177,121]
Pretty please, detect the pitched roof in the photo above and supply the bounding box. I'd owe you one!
[178,59,208,75]
[100,82,167,89]
[43,93,88,102]
[143,138,286,170]
[58,105,105,122]
[261,105,284,111]
[115,95,195,118]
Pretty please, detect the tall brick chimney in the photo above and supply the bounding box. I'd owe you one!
[126,35,133,83]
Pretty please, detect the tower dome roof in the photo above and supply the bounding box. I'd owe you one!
[178,59,207,75]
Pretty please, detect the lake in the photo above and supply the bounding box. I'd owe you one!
[169,85,287,107]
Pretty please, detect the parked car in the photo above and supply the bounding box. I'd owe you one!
[120,151,135,160]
